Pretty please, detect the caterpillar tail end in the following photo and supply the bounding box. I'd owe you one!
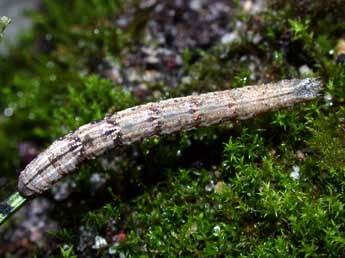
[18,178,35,197]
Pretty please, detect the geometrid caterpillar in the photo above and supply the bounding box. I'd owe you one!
[18,78,323,197]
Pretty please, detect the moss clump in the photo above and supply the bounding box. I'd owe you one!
[0,16,11,42]
[0,0,345,257]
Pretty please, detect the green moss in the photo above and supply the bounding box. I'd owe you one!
[0,16,11,42]
[78,160,345,257]
[309,112,345,171]
[0,0,134,194]
[59,245,77,258]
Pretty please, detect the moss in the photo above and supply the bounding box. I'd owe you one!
[0,0,345,257]
[0,16,11,42]
[79,161,345,257]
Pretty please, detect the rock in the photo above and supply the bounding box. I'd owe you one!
[221,31,240,45]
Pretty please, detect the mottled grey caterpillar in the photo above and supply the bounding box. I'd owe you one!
[18,78,322,197]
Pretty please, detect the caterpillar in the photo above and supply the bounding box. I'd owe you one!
[18,78,322,197]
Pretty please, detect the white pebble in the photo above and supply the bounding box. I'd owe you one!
[299,65,312,76]
[92,236,107,249]
[221,31,240,45]
[189,0,203,11]
[290,165,300,180]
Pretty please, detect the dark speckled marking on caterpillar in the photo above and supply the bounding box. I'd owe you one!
[18,78,323,197]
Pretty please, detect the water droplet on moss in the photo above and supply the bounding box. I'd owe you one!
[324,93,333,106]
[213,225,221,236]
[49,74,57,81]
[205,181,214,192]
[28,113,35,120]
[46,61,55,69]
[3,107,13,117]
[16,91,23,97]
